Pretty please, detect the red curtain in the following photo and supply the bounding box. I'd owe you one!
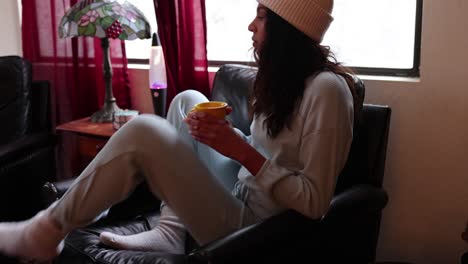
[153,0,210,105]
[22,0,131,179]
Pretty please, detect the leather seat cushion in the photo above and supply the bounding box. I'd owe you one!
[57,213,190,264]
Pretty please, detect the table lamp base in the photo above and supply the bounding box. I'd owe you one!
[91,100,121,123]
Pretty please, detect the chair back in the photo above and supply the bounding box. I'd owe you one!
[30,81,52,133]
[211,64,256,136]
[323,104,391,262]
[0,56,33,145]
[335,104,392,193]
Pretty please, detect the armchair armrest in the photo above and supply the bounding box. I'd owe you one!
[189,210,315,263]
[462,251,468,264]
[0,132,56,221]
[0,132,55,166]
[42,178,75,206]
[318,184,389,262]
[325,184,388,220]
[189,184,388,263]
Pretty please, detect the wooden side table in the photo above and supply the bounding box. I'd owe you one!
[56,117,116,171]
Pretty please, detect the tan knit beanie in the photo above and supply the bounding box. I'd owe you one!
[257,0,334,43]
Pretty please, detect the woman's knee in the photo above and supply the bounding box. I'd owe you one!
[170,90,208,111]
[167,90,209,126]
[174,90,207,103]
[122,114,177,143]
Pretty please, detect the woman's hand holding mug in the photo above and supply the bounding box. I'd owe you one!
[184,102,246,160]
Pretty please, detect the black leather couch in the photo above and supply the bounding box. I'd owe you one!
[44,64,392,264]
[0,56,56,222]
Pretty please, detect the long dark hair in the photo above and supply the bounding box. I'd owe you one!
[252,9,358,138]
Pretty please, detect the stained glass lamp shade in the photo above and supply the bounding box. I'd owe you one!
[59,0,151,122]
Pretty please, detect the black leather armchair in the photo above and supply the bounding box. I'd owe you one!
[0,56,56,222]
[44,64,391,264]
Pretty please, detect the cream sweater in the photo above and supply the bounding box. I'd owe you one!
[235,71,354,220]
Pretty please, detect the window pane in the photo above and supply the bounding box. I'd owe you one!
[125,0,157,60]
[322,0,417,69]
[205,0,257,62]
[205,0,418,70]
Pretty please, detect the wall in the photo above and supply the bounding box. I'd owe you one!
[0,0,22,56]
[126,66,154,114]
[369,1,468,263]
[2,0,468,263]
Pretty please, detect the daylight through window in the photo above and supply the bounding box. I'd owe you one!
[126,0,422,76]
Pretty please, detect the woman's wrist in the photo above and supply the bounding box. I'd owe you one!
[235,141,266,175]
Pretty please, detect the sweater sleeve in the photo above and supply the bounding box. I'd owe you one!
[253,73,354,219]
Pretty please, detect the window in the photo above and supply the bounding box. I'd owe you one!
[205,0,258,63]
[125,0,423,77]
[205,0,423,77]
[125,0,158,60]
[321,0,422,76]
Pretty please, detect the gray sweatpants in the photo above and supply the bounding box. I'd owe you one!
[50,90,258,245]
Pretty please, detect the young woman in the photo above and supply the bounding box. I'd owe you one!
[0,0,358,261]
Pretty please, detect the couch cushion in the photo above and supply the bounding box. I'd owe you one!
[57,213,189,264]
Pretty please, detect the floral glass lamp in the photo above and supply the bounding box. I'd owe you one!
[59,0,151,122]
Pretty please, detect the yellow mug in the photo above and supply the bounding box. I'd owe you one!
[190,101,228,119]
